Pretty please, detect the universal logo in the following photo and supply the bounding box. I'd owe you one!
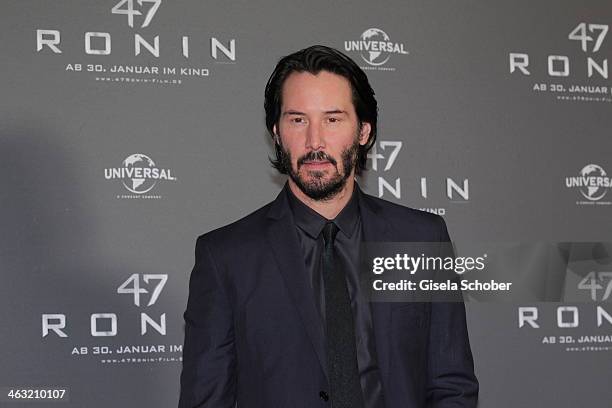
[565,164,612,205]
[344,28,408,71]
[104,153,177,199]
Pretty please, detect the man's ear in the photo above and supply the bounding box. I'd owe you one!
[358,122,372,146]
[272,125,280,144]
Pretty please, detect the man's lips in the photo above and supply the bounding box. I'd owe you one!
[301,160,332,168]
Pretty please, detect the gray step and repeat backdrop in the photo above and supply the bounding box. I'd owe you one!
[2,0,611,407]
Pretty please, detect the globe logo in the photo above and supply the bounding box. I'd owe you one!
[360,28,391,66]
[579,164,609,201]
[121,154,158,194]
[104,153,177,198]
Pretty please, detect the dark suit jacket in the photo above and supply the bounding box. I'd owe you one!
[179,185,478,408]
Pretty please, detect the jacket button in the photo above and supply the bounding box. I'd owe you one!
[319,391,329,401]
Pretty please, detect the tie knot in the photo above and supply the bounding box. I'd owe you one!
[322,221,339,245]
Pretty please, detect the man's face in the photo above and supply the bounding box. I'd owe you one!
[274,71,371,201]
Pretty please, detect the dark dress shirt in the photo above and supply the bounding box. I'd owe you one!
[286,185,385,408]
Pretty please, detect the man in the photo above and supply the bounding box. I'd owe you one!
[179,45,478,408]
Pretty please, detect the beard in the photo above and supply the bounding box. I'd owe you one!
[277,137,360,201]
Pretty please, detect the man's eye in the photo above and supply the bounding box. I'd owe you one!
[328,117,341,123]
[291,117,305,123]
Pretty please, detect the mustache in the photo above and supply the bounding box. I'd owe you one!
[297,151,337,167]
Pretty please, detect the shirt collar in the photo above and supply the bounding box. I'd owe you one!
[285,182,361,239]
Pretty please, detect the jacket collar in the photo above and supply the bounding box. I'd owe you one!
[266,182,390,241]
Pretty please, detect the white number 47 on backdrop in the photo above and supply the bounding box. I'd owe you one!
[117,274,168,306]
[568,23,609,53]
[111,0,162,28]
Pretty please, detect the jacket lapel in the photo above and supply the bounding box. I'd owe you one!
[265,187,329,380]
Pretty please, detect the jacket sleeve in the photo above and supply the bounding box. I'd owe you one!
[426,216,479,408]
[179,235,237,408]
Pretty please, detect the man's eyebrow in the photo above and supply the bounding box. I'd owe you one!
[281,109,348,116]
[282,110,305,116]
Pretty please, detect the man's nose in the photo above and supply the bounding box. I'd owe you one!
[305,122,325,150]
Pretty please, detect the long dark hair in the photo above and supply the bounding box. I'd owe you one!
[264,45,378,175]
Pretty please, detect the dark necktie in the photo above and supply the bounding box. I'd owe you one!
[322,221,365,408]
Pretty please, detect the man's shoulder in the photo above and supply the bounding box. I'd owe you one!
[360,191,450,241]
[197,200,273,248]
[194,188,449,249]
